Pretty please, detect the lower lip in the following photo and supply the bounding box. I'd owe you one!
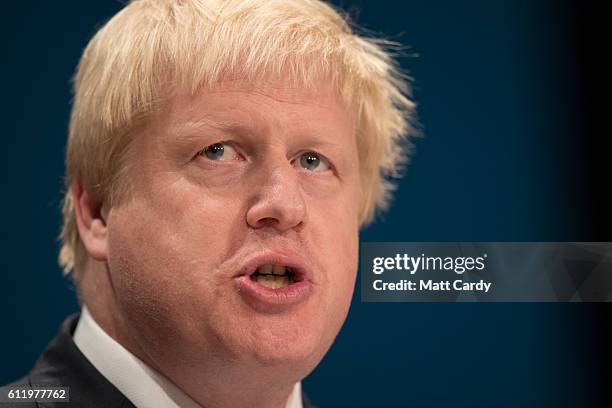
[234,275,313,312]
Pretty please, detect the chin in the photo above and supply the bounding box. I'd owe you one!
[223,315,334,370]
[245,339,328,376]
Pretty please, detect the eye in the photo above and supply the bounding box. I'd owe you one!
[199,142,241,161]
[295,151,331,172]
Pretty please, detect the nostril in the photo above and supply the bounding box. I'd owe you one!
[256,217,278,227]
[245,200,306,231]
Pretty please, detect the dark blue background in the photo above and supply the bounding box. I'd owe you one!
[1,1,607,407]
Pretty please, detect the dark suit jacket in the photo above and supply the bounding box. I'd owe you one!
[3,314,314,407]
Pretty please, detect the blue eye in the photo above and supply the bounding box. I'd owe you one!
[297,151,330,172]
[199,142,240,161]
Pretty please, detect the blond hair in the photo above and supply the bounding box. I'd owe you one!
[60,0,417,282]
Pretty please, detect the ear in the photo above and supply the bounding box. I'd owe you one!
[72,179,108,261]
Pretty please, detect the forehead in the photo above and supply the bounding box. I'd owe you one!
[158,77,356,138]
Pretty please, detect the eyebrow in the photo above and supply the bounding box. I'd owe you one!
[171,117,258,139]
[168,115,354,155]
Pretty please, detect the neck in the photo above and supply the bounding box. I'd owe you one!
[168,369,298,408]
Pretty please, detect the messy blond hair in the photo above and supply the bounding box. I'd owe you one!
[60,0,417,282]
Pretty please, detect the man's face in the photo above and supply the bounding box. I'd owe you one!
[104,77,361,379]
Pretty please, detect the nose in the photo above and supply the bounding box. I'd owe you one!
[246,161,307,232]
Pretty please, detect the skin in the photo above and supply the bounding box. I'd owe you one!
[74,77,361,408]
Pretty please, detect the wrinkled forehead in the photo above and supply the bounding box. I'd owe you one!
[151,72,356,137]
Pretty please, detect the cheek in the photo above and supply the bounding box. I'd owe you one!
[313,225,358,351]
[309,191,360,317]
[105,185,245,321]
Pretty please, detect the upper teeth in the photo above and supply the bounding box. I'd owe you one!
[257,264,288,276]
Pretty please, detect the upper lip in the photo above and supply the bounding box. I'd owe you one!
[235,249,312,283]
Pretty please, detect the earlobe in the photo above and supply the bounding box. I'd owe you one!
[72,180,109,261]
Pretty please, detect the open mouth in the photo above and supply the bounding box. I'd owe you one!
[235,254,312,309]
[250,263,298,289]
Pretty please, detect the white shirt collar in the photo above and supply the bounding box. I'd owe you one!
[73,307,303,408]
